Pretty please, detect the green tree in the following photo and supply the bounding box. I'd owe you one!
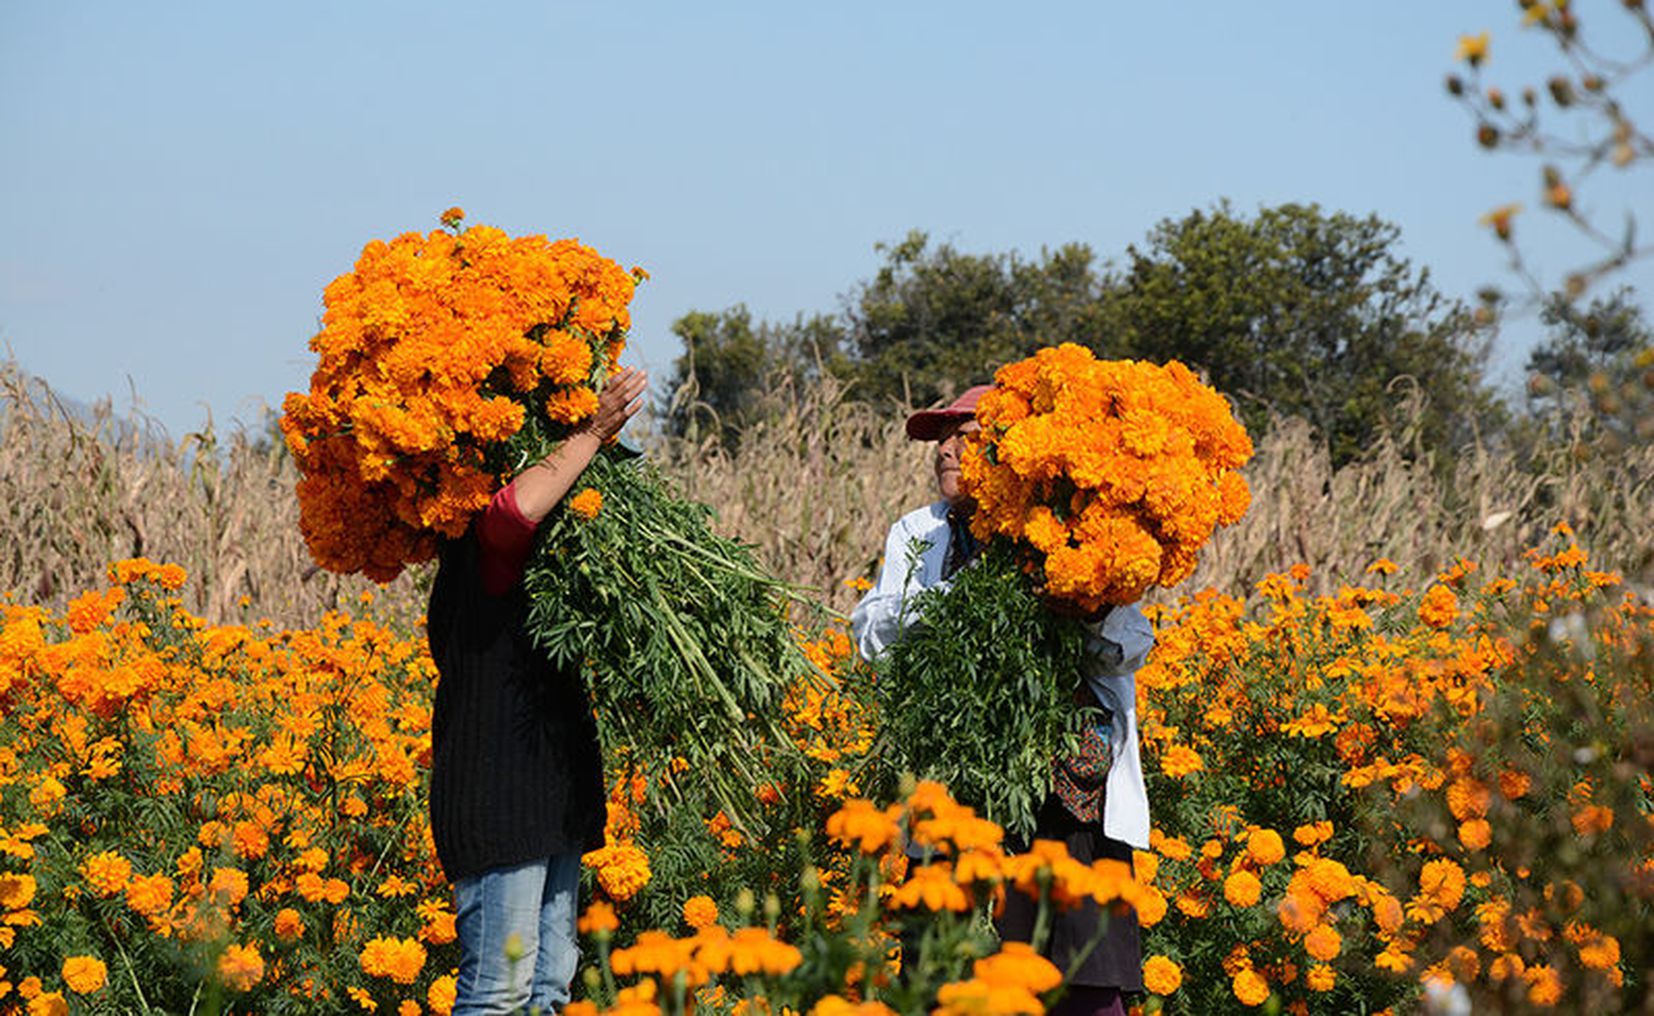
[1101,202,1496,466]
[841,231,1116,408]
[1524,288,1653,444]
[664,305,846,447]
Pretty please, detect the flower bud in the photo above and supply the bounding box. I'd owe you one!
[734,887,756,920]
[1523,87,1538,107]
[1446,74,1465,96]
[504,932,527,963]
[1548,76,1575,107]
[763,892,781,923]
[1478,124,1500,148]
[1488,87,1506,110]
[1582,74,1604,93]
[583,968,603,994]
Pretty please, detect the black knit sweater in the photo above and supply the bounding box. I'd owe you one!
[426,531,606,882]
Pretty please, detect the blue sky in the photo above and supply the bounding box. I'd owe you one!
[3,2,1650,438]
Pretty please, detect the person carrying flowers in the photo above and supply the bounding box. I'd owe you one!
[852,382,1154,1016]
[427,366,648,1015]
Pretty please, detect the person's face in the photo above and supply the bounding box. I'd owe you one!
[934,418,980,507]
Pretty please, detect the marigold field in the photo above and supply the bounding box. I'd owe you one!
[1,513,1649,1013]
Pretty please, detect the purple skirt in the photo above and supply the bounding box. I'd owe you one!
[997,795,1144,993]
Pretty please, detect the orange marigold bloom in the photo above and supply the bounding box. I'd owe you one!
[274,907,306,941]
[427,975,458,1016]
[1418,584,1459,628]
[1232,967,1270,1007]
[26,993,68,1016]
[124,873,173,915]
[360,936,428,985]
[1458,818,1492,851]
[1224,870,1263,908]
[825,799,900,854]
[1159,744,1204,778]
[1306,963,1336,992]
[217,943,265,992]
[1245,829,1286,866]
[683,894,719,929]
[1304,924,1342,961]
[577,901,619,936]
[1142,955,1183,995]
[568,487,603,520]
[1499,768,1532,799]
[1572,804,1614,836]
[60,956,107,994]
[79,851,132,897]
[1408,859,1467,925]
[1293,821,1333,847]
[1526,964,1563,1006]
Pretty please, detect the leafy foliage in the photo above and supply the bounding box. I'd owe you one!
[867,544,1092,840]
[522,448,822,833]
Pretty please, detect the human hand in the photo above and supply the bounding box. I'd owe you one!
[577,367,647,443]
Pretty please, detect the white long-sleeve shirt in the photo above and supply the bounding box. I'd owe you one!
[851,501,1154,849]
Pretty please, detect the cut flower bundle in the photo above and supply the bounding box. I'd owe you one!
[281,211,818,832]
[876,344,1253,836]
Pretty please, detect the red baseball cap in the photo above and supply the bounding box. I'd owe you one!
[905,384,994,441]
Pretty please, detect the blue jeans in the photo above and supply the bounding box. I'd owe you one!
[453,855,583,1015]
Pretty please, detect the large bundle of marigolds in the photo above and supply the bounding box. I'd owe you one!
[964,343,1253,611]
[871,344,1254,836]
[281,210,819,839]
[280,207,640,582]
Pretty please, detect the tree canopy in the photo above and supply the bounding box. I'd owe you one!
[666,203,1500,464]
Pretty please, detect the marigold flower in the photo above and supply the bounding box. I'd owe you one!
[360,936,428,985]
[568,487,603,519]
[577,901,619,936]
[1526,964,1563,1006]
[27,993,68,1016]
[124,873,173,915]
[60,956,107,994]
[274,907,306,941]
[1159,744,1204,778]
[1232,967,1270,1007]
[825,799,899,854]
[683,894,719,929]
[217,943,265,992]
[1306,963,1336,992]
[1303,923,1342,961]
[1224,870,1263,907]
[427,974,458,1016]
[1245,828,1286,866]
[79,852,131,897]
[1458,818,1492,850]
[1141,954,1183,995]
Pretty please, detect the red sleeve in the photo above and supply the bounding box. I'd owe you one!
[477,482,538,597]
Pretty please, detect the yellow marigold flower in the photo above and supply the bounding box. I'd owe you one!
[0,873,37,910]
[974,942,1062,994]
[427,974,457,1016]
[1159,744,1204,778]
[1458,818,1492,851]
[217,943,265,992]
[360,936,428,985]
[1245,828,1286,866]
[1526,964,1563,1006]
[1304,923,1342,961]
[1365,558,1399,575]
[1224,870,1263,907]
[1142,954,1183,995]
[825,799,899,854]
[933,977,1042,1016]
[274,907,305,941]
[1408,858,1467,925]
[1417,584,1459,630]
[890,863,970,912]
[27,993,68,1016]
[568,487,603,520]
[1232,967,1270,1007]
[577,901,619,936]
[584,842,652,902]
[683,894,719,930]
[1292,821,1333,847]
[1306,963,1336,992]
[79,852,131,897]
[60,956,107,994]
[124,873,173,916]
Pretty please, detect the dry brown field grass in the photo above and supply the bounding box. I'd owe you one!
[4,360,1649,628]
